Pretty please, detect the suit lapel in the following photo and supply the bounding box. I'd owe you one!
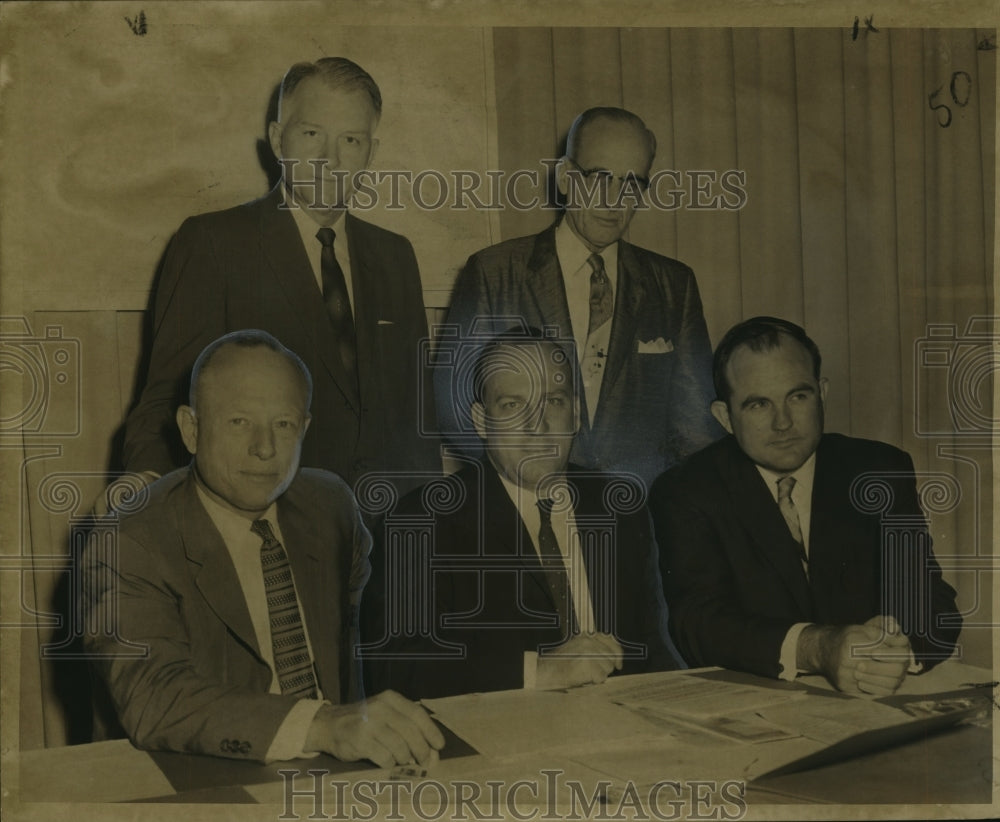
[276,493,344,701]
[595,241,645,428]
[525,225,596,442]
[177,472,263,661]
[720,439,814,617]
[481,461,560,613]
[345,213,376,411]
[259,187,359,413]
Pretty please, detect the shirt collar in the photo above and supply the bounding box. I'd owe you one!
[555,217,619,281]
[195,484,278,547]
[756,452,818,503]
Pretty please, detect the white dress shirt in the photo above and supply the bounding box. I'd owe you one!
[283,188,356,310]
[495,473,598,687]
[196,487,324,761]
[753,455,817,681]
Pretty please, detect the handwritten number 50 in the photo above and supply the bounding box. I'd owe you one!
[929,71,972,128]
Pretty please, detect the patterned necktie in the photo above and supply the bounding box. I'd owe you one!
[315,227,358,386]
[536,498,577,636]
[586,253,614,336]
[251,518,318,698]
[777,476,808,566]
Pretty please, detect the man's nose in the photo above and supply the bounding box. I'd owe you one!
[249,425,276,459]
[772,403,793,430]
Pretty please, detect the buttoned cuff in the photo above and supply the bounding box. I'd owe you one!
[265,699,325,762]
[778,622,812,681]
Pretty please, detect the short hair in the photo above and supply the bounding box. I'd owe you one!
[471,328,576,405]
[565,107,657,165]
[189,329,313,413]
[713,317,822,405]
[276,57,382,121]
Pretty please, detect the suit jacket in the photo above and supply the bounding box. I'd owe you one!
[361,460,682,700]
[123,187,439,487]
[83,467,371,761]
[650,434,962,679]
[436,223,721,487]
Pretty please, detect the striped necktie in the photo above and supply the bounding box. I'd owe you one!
[251,518,318,698]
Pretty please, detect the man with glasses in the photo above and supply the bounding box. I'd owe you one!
[436,107,719,487]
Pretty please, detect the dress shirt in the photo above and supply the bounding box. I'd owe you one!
[754,455,816,682]
[496,472,598,687]
[555,220,618,420]
[283,187,356,309]
[196,486,324,761]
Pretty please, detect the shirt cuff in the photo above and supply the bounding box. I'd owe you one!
[523,651,539,690]
[264,699,325,762]
[778,623,812,681]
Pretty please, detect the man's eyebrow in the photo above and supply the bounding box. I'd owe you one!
[786,383,816,396]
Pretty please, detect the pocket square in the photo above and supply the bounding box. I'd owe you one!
[637,337,673,354]
[377,319,395,326]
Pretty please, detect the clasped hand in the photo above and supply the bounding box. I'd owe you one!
[816,615,912,696]
[536,632,624,690]
[307,690,445,769]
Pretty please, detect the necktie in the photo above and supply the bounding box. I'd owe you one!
[536,499,577,636]
[777,476,808,566]
[586,253,614,336]
[251,518,319,698]
[315,227,358,386]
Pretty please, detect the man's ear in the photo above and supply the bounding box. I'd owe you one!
[267,120,283,160]
[471,401,487,441]
[366,137,379,168]
[818,377,829,407]
[301,414,312,439]
[555,155,571,198]
[710,400,733,434]
[176,406,199,455]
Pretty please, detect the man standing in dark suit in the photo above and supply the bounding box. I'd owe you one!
[651,317,961,695]
[85,330,444,765]
[120,57,438,493]
[436,107,720,487]
[363,331,680,700]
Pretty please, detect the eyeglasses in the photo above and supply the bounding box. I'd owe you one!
[565,157,650,194]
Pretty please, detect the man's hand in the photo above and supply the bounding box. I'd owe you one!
[798,616,911,696]
[92,471,159,517]
[305,690,445,769]
[535,632,624,690]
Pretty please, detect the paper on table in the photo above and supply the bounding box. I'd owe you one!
[589,671,807,717]
[570,732,826,786]
[757,694,910,745]
[421,689,664,758]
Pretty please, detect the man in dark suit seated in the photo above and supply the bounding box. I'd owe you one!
[84,330,443,765]
[436,107,721,487]
[363,330,681,700]
[650,317,962,695]
[116,56,438,501]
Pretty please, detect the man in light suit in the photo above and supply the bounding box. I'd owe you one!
[363,331,681,700]
[120,57,438,495]
[436,107,720,487]
[85,330,443,765]
[650,317,962,695]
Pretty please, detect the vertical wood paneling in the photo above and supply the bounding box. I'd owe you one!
[794,29,851,434]
[843,29,903,444]
[620,28,679,261]
[551,28,624,135]
[493,28,559,241]
[668,29,743,345]
[732,29,804,323]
